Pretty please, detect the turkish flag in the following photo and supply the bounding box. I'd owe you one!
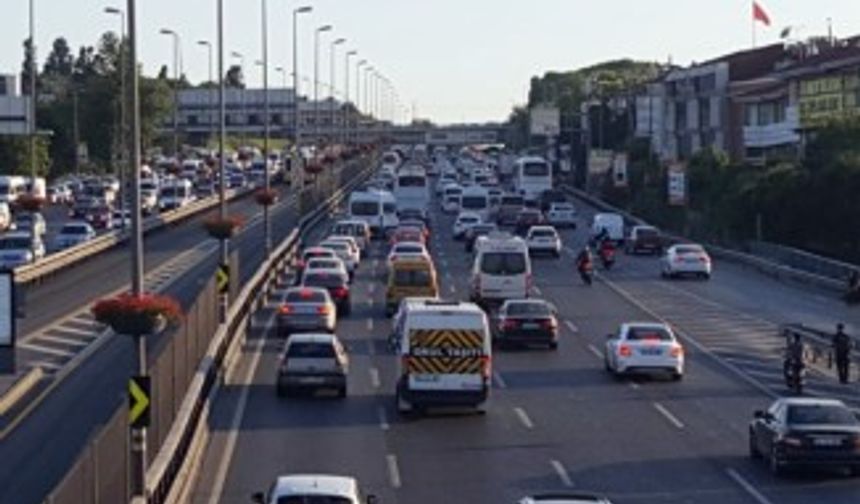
[753,1,771,26]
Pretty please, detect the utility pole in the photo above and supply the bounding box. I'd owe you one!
[292,5,312,179]
[105,7,127,228]
[344,50,356,145]
[217,0,228,320]
[159,28,181,158]
[261,0,272,255]
[314,25,332,147]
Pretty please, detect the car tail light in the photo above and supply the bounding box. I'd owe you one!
[779,435,803,447]
[618,345,632,358]
[526,273,533,293]
[480,355,492,380]
[279,305,293,314]
[700,256,711,263]
[501,319,518,331]
[401,356,412,373]
[670,345,683,358]
[541,318,557,331]
[853,436,860,450]
[332,286,349,298]
[674,257,684,263]
[295,259,305,269]
[317,305,332,315]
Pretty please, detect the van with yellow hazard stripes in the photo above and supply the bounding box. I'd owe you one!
[393,300,491,415]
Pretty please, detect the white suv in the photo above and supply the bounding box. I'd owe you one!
[253,475,377,504]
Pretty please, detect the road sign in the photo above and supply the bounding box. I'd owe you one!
[0,271,15,347]
[667,163,687,206]
[128,375,151,429]
[216,264,230,295]
[529,105,560,137]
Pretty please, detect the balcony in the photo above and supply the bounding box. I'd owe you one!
[743,106,800,148]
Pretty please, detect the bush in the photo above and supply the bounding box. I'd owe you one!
[203,215,244,240]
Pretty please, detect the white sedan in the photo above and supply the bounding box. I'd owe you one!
[304,257,350,283]
[604,322,684,380]
[387,241,430,267]
[452,211,482,240]
[319,239,358,273]
[525,225,561,257]
[546,202,577,228]
[661,244,712,280]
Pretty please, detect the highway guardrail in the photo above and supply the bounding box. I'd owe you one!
[142,160,375,504]
[14,187,253,285]
[561,185,846,293]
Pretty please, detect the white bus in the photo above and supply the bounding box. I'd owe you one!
[513,156,552,203]
[393,165,429,216]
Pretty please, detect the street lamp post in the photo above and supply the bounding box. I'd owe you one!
[363,66,373,140]
[217,0,228,321]
[159,28,181,158]
[329,38,345,144]
[344,50,356,145]
[356,60,366,144]
[197,40,214,150]
[28,0,37,182]
[104,6,127,228]
[314,25,332,147]
[125,0,146,499]
[230,51,246,147]
[259,0,272,255]
[292,5,312,171]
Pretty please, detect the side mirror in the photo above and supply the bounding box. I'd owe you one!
[753,410,765,419]
[251,492,266,504]
[366,495,379,504]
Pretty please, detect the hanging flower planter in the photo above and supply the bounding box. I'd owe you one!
[322,153,337,165]
[92,293,182,336]
[254,188,278,206]
[305,161,324,175]
[15,194,46,213]
[203,215,244,240]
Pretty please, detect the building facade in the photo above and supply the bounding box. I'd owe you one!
[0,74,29,135]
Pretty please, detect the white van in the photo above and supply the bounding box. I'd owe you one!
[459,186,490,222]
[591,212,625,244]
[471,233,532,306]
[348,190,398,238]
[392,299,491,415]
[441,184,463,213]
[158,179,195,211]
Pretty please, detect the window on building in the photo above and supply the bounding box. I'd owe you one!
[698,98,711,129]
[272,114,282,125]
[188,115,198,126]
[248,114,260,125]
[700,74,716,93]
[675,101,687,130]
[744,105,755,126]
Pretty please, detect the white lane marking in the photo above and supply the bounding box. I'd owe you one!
[564,320,579,333]
[373,259,380,270]
[628,381,641,390]
[550,459,574,488]
[449,285,457,294]
[378,406,390,431]
[514,407,534,429]
[492,371,507,389]
[386,454,402,489]
[533,286,543,296]
[34,334,91,347]
[18,342,75,357]
[586,344,604,360]
[725,468,774,504]
[653,402,685,429]
[369,367,381,388]
[367,318,375,331]
[206,300,276,504]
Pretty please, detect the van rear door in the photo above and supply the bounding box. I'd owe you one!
[477,250,529,300]
[406,325,486,392]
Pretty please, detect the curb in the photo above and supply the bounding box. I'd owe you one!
[0,367,45,417]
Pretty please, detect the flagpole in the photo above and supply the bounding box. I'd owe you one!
[752,1,757,48]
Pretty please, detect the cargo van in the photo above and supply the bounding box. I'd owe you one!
[348,190,399,238]
[385,258,439,316]
[591,212,625,244]
[459,186,490,222]
[471,233,532,306]
[158,179,195,211]
[496,193,525,226]
[392,300,491,415]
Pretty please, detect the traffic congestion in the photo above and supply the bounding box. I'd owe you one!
[216,146,860,504]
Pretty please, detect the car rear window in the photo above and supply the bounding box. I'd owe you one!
[321,242,348,251]
[637,228,659,238]
[303,273,346,288]
[304,250,333,260]
[395,244,423,254]
[285,290,328,303]
[501,196,524,206]
[278,498,352,504]
[506,302,551,316]
[480,252,527,275]
[393,269,433,287]
[787,404,859,425]
[307,260,340,270]
[676,246,704,255]
[285,343,336,359]
[626,327,673,341]
[531,229,556,238]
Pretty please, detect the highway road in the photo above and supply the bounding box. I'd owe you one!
[0,163,367,504]
[190,191,860,504]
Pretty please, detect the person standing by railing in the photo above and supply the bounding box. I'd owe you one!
[833,323,852,384]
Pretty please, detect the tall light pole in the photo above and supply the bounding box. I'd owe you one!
[275,66,287,88]
[231,51,246,147]
[159,28,181,158]
[105,6,127,227]
[197,40,214,149]
[292,5,312,160]
[313,25,332,147]
[217,0,228,320]
[363,65,373,141]
[344,50,357,145]
[28,0,37,182]
[329,38,345,144]
[125,0,146,499]
[356,59,366,143]
[259,0,272,255]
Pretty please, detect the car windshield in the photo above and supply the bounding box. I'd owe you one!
[351,201,379,216]
[553,204,573,211]
[285,290,328,303]
[481,252,527,275]
[501,196,524,206]
[523,162,549,176]
[393,269,433,287]
[395,244,423,254]
[506,302,551,317]
[787,404,859,425]
[627,327,673,341]
[60,225,88,235]
[303,274,346,288]
[285,343,336,359]
[0,238,30,249]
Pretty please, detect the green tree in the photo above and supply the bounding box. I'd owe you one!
[225,65,244,88]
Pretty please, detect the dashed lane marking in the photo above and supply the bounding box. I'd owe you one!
[492,371,507,389]
[369,367,381,389]
[18,342,75,358]
[653,402,685,429]
[725,468,774,504]
[367,318,375,331]
[378,406,390,431]
[514,407,534,429]
[386,454,402,489]
[564,320,579,333]
[586,344,604,360]
[550,459,574,488]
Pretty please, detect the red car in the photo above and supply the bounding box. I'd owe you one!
[87,206,113,229]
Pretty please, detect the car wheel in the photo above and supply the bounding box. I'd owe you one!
[702,273,711,281]
[671,372,683,381]
[549,341,558,351]
[604,355,612,372]
[276,383,288,398]
[337,385,347,399]
[341,303,352,317]
[769,447,784,476]
[748,431,761,459]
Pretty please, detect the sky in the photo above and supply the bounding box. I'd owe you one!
[1,1,859,125]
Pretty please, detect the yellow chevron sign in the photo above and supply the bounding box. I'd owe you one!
[216,264,230,294]
[408,329,485,374]
[128,376,151,429]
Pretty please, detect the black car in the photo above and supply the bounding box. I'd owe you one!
[465,223,499,253]
[301,271,352,316]
[514,209,544,236]
[494,299,559,350]
[749,398,860,476]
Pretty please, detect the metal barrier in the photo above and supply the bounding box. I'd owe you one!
[749,241,858,283]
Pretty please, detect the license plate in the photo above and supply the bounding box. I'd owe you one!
[522,323,539,329]
[300,377,325,384]
[412,374,440,383]
[639,348,663,356]
[813,436,842,447]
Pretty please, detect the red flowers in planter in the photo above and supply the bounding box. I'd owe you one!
[92,293,182,336]
[322,153,337,165]
[15,194,46,213]
[254,188,278,206]
[305,160,324,175]
[203,215,244,240]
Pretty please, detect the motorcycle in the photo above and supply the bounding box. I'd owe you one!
[600,247,616,270]
[783,357,806,394]
[578,261,594,286]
